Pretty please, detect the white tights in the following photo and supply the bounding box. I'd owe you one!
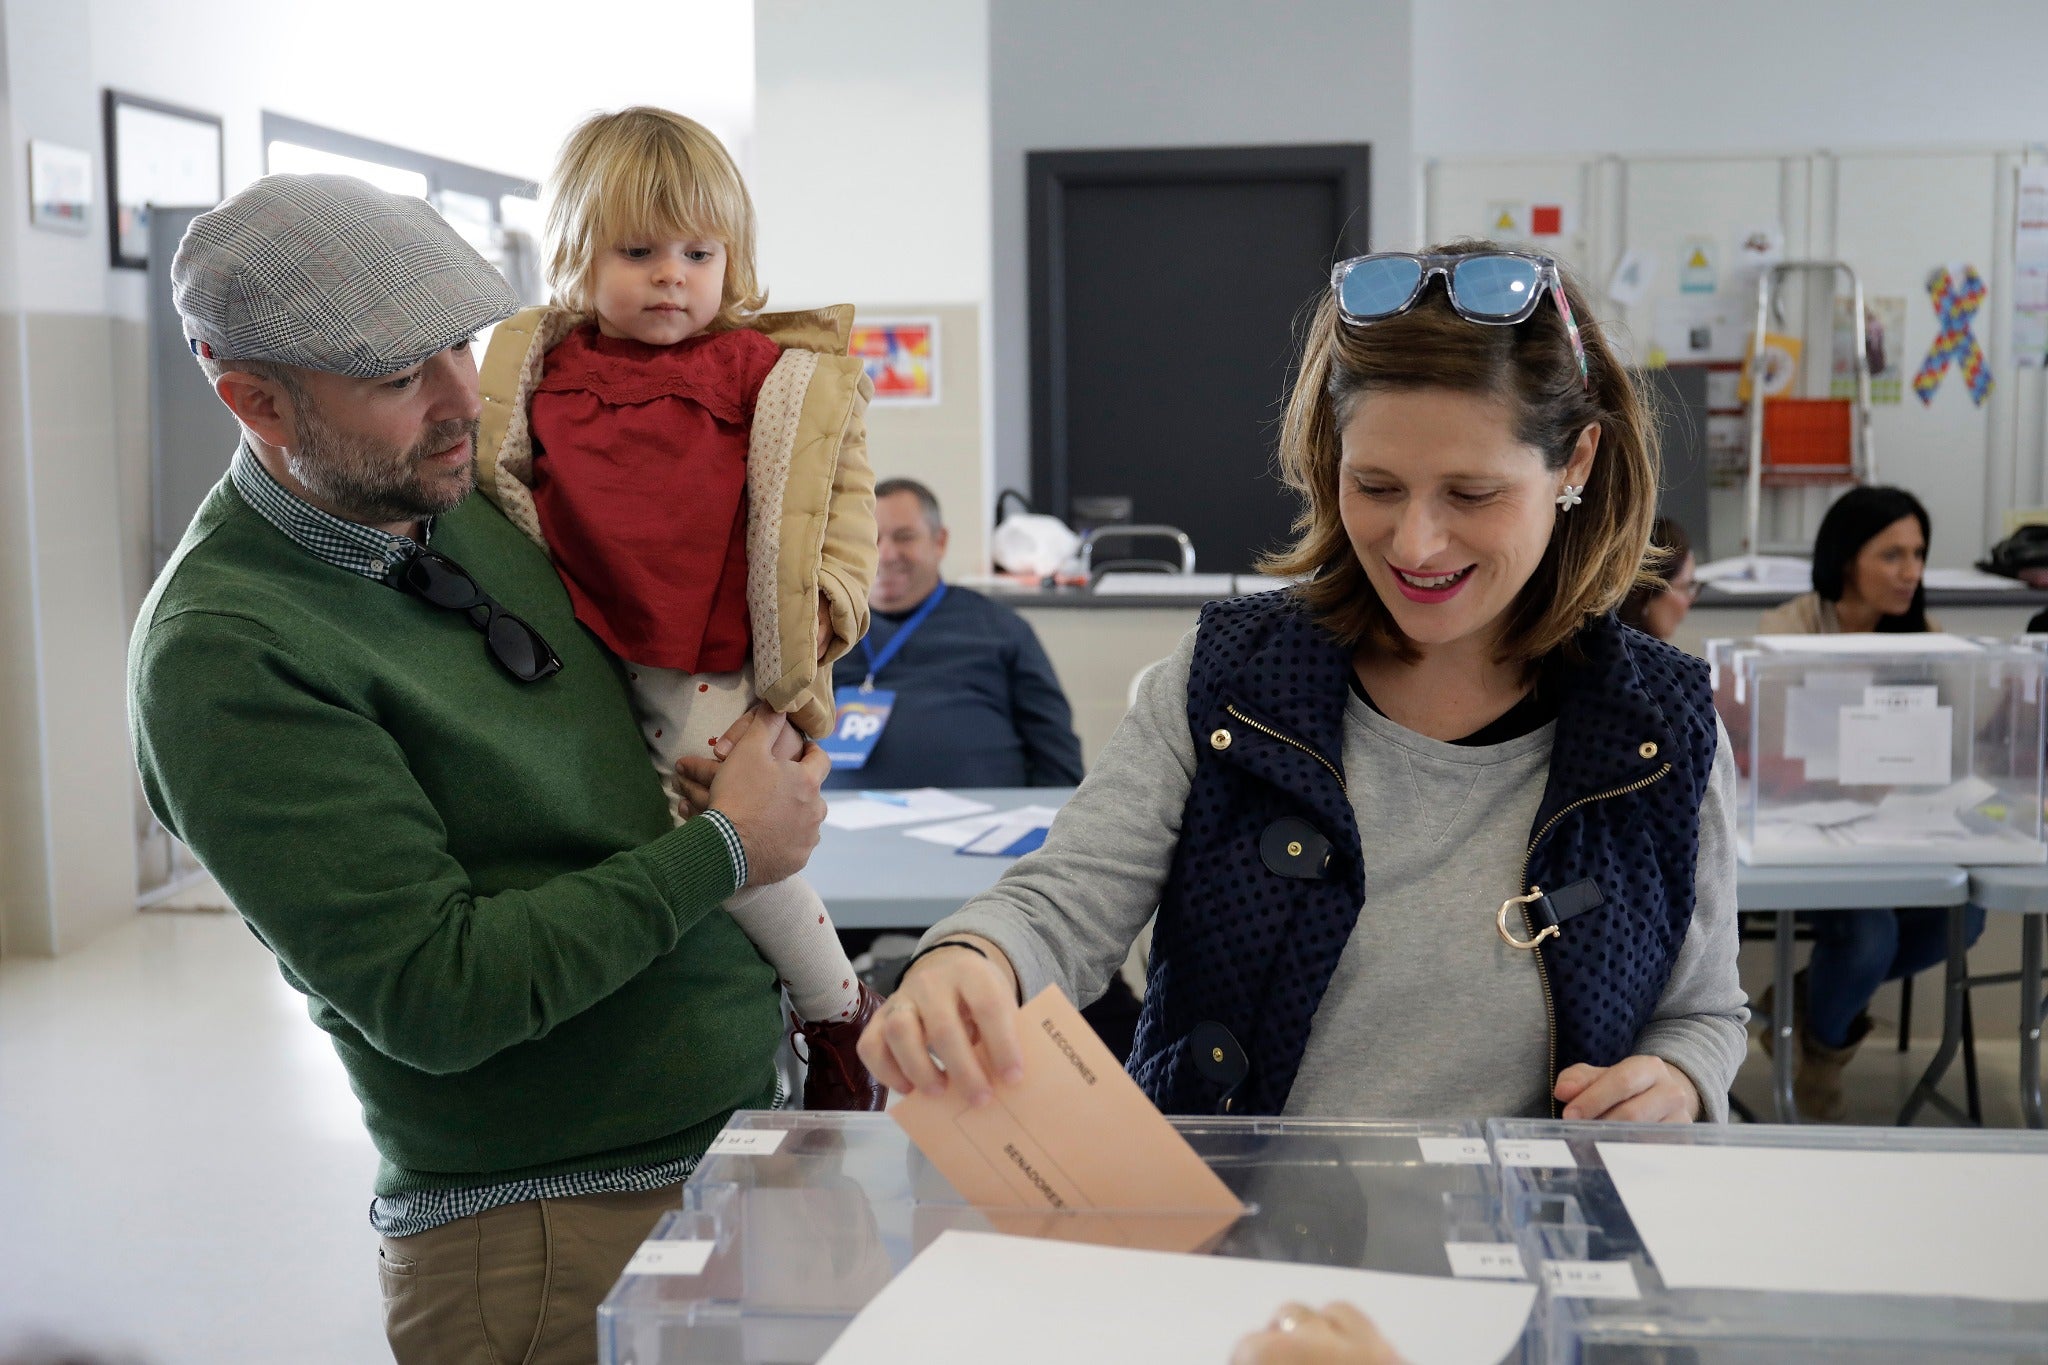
[628,660,861,1023]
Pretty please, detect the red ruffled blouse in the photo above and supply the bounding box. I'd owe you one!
[528,324,782,672]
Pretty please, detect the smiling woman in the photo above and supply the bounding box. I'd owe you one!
[864,240,1750,1132]
[1758,485,1935,636]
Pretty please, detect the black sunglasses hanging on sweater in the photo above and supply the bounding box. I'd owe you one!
[388,549,562,683]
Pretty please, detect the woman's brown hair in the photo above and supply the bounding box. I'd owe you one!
[1264,240,1661,667]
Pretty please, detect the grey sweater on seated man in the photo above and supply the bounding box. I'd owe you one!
[924,630,1751,1123]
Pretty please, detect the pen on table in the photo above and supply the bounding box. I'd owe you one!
[861,791,911,806]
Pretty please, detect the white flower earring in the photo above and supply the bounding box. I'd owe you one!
[1556,485,1585,511]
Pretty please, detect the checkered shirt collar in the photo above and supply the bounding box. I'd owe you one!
[229,442,432,583]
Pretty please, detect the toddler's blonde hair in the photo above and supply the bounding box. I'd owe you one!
[544,107,765,328]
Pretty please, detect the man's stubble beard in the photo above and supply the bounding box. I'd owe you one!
[283,404,481,527]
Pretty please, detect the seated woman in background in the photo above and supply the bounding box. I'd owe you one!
[1616,516,1697,641]
[1758,485,1935,633]
[1753,484,1983,1119]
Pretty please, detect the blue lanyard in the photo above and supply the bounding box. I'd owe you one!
[858,583,948,690]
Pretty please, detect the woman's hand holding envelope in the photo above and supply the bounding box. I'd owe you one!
[858,936,1026,1108]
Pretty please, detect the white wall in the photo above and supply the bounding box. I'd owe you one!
[753,0,988,307]
[1415,0,2048,157]
[753,0,994,574]
[986,0,1415,500]
[72,0,754,321]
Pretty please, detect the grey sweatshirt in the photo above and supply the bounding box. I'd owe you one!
[925,630,1751,1123]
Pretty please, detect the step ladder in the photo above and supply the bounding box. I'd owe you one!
[1743,261,1876,572]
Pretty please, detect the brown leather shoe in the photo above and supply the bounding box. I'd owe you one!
[791,984,888,1111]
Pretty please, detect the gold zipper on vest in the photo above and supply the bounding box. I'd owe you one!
[1517,761,1672,1116]
[1222,704,1348,795]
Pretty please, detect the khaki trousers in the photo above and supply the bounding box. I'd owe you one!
[377,1182,684,1365]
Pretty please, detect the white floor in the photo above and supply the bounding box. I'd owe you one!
[0,909,2037,1364]
[0,912,385,1365]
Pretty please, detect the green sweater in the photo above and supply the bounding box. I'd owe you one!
[129,481,782,1195]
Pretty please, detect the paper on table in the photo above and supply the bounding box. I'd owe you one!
[816,1230,1536,1365]
[1922,567,2027,591]
[1873,777,1998,819]
[1761,779,1997,841]
[1597,1142,2048,1302]
[1756,800,1877,828]
[1706,577,1816,597]
[958,809,1056,857]
[890,985,1244,1253]
[1847,814,1973,845]
[902,805,1063,850]
[824,789,994,830]
[1758,633,1981,655]
[1696,554,1812,585]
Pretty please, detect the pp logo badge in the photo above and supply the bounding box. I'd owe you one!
[822,687,896,770]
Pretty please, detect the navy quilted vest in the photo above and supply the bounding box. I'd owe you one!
[1127,592,1717,1116]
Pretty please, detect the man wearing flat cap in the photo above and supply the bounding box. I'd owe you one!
[128,176,828,1365]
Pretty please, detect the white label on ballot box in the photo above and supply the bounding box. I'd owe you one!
[1496,1138,1577,1169]
[1864,685,1938,711]
[1543,1260,1640,1299]
[1417,1137,1490,1165]
[624,1240,715,1277]
[823,687,895,769]
[704,1127,786,1157]
[1837,704,1951,786]
[1446,1243,1528,1280]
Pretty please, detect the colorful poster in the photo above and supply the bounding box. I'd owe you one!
[1738,332,1803,403]
[1679,236,1719,294]
[2013,166,2048,368]
[1912,265,1992,406]
[1606,249,1657,307]
[1831,295,1907,404]
[1652,296,1747,363]
[849,317,940,405]
[1734,224,1785,271]
[28,140,92,235]
[1730,224,1785,302]
[1484,201,1528,240]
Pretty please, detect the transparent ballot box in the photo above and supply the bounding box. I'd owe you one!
[598,1111,1515,1365]
[1489,1119,2048,1364]
[1707,634,2046,865]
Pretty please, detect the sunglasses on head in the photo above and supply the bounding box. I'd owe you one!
[1331,251,1590,389]
[390,549,562,683]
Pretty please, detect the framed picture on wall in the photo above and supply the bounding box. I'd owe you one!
[103,89,224,270]
[849,316,940,405]
[28,140,93,234]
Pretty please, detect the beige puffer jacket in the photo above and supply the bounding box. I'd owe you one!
[475,304,877,738]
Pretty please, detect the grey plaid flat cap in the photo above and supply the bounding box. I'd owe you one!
[172,174,523,378]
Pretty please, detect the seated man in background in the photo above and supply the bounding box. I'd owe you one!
[825,478,1085,791]
[824,480,1144,1052]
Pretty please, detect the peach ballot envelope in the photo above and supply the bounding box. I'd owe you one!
[889,984,1246,1253]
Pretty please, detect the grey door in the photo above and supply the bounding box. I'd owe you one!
[1029,145,1370,575]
